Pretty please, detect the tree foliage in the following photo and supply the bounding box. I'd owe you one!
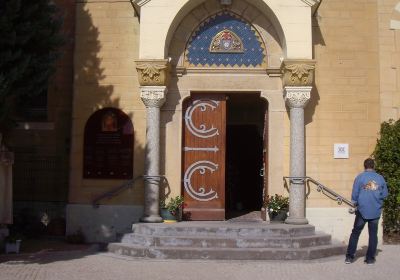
[373,119,400,234]
[0,0,63,131]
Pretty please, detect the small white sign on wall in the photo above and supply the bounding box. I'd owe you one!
[334,143,349,159]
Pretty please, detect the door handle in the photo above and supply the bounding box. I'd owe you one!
[260,168,264,177]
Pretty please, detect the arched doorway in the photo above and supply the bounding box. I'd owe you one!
[174,5,273,221]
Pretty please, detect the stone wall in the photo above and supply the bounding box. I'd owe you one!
[306,0,381,206]
[378,0,400,121]
[69,1,145,205]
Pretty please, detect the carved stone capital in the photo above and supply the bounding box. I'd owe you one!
[140,86,167,108]
[284,86,312,108]
[135,59,170,87]
[281,59,316,87]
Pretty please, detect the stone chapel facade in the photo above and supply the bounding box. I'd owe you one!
[6,0,400,244]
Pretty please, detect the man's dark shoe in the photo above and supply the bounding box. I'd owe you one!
[364,258,376,265]
[345,256,354,264]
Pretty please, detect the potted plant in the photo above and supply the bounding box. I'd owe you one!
[160,195,184,223]
[4,233,23,254]
[263,194,289,222]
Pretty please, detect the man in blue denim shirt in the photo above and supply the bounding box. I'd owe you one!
[345,158,388,265]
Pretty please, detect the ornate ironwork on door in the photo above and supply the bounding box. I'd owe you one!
[182,94,226,220]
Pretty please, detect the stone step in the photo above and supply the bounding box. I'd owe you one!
[120,232,332,249]
[109,222,345,260]
[108,242,346,260]
[132,222,316,238]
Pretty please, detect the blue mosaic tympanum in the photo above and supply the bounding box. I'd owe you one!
[186,12,266,68]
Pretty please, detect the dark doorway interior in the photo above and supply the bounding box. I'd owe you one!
[225,94,266,219]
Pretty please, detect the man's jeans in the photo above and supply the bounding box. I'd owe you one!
[346,211,380,261]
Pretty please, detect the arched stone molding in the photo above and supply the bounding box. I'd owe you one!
[133,0,317,60]
[390,2,400,29]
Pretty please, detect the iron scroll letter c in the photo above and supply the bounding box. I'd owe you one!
[183,160,219,201]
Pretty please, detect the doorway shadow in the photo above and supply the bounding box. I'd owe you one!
[225,94,266,219]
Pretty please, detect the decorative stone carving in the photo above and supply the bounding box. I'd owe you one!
[281,59,316,87]
[136,59,170,87]
[140,86,167,108]
[284,86,312,108]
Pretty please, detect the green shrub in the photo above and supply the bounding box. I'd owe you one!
[263,194,289,215]
[373,119,400,234]
[160,196,184,215]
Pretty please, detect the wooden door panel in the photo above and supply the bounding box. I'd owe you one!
[182,94,226,220]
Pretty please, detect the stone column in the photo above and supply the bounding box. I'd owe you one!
[281,60,315,225]
[136,59,169,223]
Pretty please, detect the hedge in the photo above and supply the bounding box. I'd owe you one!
[373,119,400,234]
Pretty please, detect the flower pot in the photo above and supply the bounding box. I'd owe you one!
[268,209,288,223]
[160,208,182,223]
[160,208,177,223]
[5,240,21,254]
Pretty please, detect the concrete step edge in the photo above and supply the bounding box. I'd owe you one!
[108,242,345,252]
[108,243,346,260]
[124,232,331,241]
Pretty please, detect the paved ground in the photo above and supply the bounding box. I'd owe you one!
[0,244,399,280]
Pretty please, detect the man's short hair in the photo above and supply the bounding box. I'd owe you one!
[364,158,375,169]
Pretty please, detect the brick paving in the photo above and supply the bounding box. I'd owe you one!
[0,245,399,280]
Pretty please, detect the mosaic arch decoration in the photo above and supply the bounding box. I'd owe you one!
[185,11,267,68]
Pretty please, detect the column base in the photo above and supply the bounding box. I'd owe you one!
[285,217,309,225]
[140,215,163,223]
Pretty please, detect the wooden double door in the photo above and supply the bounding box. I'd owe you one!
[182,93,267,220]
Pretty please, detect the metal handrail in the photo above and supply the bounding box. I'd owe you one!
[283,176,355,208]
[92,175,168,208]
[92,176,142,208]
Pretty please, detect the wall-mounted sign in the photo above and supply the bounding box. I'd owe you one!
[334,143,349,159]
[83,108,133,179]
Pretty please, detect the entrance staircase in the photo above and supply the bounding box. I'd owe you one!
[108,221,346,260]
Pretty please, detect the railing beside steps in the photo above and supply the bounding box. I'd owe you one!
[283,176,356,210]
[92,175,168,208]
